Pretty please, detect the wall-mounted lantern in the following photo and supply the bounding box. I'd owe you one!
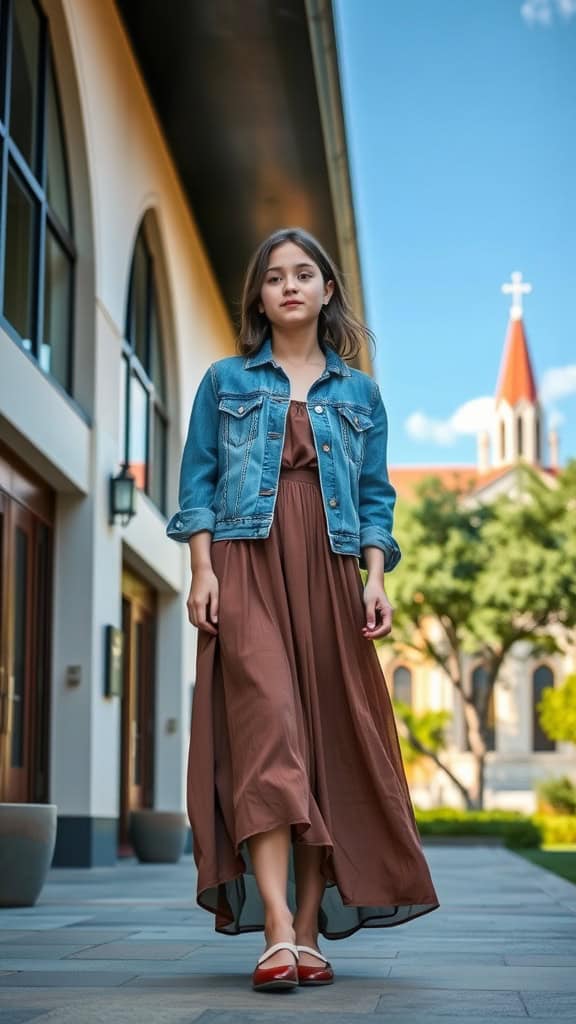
[109,464,137,526]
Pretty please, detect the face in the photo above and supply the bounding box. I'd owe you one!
[258,241,334,329]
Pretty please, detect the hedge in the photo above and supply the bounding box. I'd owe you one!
[414,809,576,847]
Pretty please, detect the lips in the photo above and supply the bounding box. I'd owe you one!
[281,301,303,307]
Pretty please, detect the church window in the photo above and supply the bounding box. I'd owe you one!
[532,665,556,752]
[517,415,523,456]
[500,421,506,461]
[393,666,412,707]
[467,664,496,751]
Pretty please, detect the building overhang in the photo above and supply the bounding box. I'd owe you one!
[115,0,370,371]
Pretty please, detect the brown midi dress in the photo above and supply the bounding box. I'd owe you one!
[187,400,440,938]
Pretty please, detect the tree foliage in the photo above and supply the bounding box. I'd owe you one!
[538,674,576,745]
[382,459,576,807]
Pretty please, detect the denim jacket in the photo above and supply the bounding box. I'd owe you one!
[166,338,401,571]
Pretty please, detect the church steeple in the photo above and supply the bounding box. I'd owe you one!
[492,272,541,468]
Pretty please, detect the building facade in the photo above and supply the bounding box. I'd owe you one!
[0,0,365,864]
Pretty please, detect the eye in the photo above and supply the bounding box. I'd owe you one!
[298,272,312,280]
[266,275,281,284]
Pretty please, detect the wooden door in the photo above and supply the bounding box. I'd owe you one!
[0,451,53,804]
[118,568,156,850]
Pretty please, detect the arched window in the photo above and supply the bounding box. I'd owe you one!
[517,415,523,457]
[120,225,168,512]
[500,421,506,461]
[393,666,412,707]
[532,665,556,752]
[470,664,496,751]
[0,0,75,392]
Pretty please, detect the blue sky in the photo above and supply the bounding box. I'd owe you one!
[334,0,576,467]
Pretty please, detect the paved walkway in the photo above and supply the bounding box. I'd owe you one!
[0,844,575,1023]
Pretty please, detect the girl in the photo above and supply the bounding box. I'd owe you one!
[166,227,439,992]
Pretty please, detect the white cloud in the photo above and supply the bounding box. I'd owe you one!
[539,364,576,403]
[548,408,566,429]
[521,0,576,26]
[405,397,494,446]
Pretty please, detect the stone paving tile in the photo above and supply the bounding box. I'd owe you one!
[66,941,201,960]
[0,1012,52,1023]
[385,964,576,991]
[0,919,89,931]
[0,972,139,988]
[5,930,138,945]
[504,955,576,965]
[375,988,528,1017]
[0,948,96,961]
[520,991,576,1018]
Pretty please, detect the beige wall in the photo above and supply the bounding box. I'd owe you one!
[2,0,237,830]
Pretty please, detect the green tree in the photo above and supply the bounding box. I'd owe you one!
[382,459,576,810]
[538,673,576,745]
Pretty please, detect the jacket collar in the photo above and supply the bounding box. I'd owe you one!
[243,336,352,377]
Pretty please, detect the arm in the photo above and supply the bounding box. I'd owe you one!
[358,380,401,573]
[166,364,219,542]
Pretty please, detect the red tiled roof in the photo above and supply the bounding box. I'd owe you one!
[390,464,557,501]
[496,317,537,405]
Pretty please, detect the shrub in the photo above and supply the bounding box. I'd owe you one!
[536,776,576,816]
[413,808,542,848]
[535,814,576,845]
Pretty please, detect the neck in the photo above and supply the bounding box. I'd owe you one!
[270,324,324,363]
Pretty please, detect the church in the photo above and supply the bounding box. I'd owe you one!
[383,274,575,812]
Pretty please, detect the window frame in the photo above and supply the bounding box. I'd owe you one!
[0,0,76,394]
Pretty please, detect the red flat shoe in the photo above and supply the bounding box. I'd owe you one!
[296,944,334,985]
[252,941,299,991]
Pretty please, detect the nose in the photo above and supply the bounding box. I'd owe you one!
[283,277,299,293]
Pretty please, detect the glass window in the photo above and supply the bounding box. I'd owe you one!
[46,60,71,231]
[533,666,556,752]
[129,373,148,492]
[150,408,167,511]
[393,666,412,707]
[9,0,40,167]
[4,166,35,342]
[149,294,166,402]
[128,234,149,368]
[471,665,495,751]
[41,226,72,389]
[1,0,75,393]
[121,224,169,514]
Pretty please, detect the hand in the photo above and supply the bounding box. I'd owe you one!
[187,567,219,634]
[361,577,393,639]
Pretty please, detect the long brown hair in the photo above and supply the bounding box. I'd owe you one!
[238,227,375,361]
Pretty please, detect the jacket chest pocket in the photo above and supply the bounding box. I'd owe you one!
[218,395,263,447]
[337,405,373,465]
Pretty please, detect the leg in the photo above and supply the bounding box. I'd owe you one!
[293,843,326,964]
[247,824,295,967]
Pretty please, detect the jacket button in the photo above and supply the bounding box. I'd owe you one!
[175,518,183,527]
[354,415,359,425]
[314,404,324,413]
[329,497,338,508]
[238,405,245,413]
[322,443,330,452]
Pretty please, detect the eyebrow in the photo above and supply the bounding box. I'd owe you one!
[265,262,316,272]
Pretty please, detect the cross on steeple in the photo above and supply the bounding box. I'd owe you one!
[501,271,532,321]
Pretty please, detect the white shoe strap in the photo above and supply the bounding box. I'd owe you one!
[296,944,328,964]
[257,941,298,966]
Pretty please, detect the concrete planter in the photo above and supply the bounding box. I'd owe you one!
[129,810,188,863]
[0,803,57,906]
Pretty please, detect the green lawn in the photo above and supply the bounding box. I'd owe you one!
[514,846,576,885]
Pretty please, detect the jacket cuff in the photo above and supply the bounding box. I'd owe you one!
[165,507,216,542]
[359,527,402,572]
